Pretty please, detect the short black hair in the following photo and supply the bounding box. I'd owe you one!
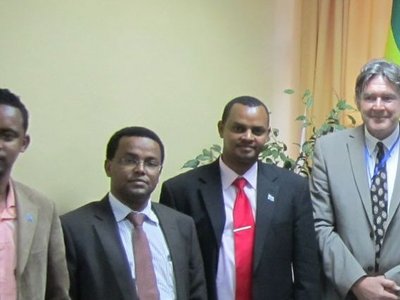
[0,89,29,132]
[221,96,269,123]
[106,126,165,163]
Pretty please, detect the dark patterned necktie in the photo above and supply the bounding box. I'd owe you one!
[127,212,160,300]
[370,142,388,272]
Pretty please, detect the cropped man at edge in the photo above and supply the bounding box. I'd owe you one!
[311,59,400,300]
[160,96,320,300]
[0,88,70,300]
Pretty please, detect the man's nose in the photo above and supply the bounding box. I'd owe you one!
[373,98,385,109]
[242,129,254,140]
[133,161,146,173]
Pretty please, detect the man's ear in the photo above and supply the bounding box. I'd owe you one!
[265,127,271,142]
[217,121,224,138]
[20,134,30,153]
[104,160,111,177]
[155,166,163,184]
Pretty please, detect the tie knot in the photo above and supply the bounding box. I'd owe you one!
[376,142,385,162]
[127,212,145,227]
[234,177,247,190]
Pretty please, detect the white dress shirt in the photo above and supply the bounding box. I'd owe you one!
[108,193,176,300]
[216,158,258,300]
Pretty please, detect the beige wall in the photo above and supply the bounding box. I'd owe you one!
[0,0,304,213]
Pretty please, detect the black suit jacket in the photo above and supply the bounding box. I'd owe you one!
[61,196,207,300]
[160,160,320,300]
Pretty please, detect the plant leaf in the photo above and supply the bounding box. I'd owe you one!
[347,115,357,125]
[202,149,211,156]
[305,95,314,108]
[211,144,222,152]
[296,115,307,121]
[284,89,295,94]
[182,159,199,169]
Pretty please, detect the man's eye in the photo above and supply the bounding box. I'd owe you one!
[0,132,17,141]
[382,95,398,102]
[252,128,266,136]
[145,160,160,168]
[364,96,374,101]
[119,157,137,165]
[232,125,245,133]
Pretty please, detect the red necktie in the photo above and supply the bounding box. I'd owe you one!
[127,212,160,300]
[233,177,255,300]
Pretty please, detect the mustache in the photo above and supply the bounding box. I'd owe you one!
[369,113,387,117]
[237,142,256,146]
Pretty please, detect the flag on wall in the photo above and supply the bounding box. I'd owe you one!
[386,0,400,63]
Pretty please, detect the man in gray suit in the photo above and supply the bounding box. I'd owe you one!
[0,89,70,300]
[311,59,400,299]
[61,126,206,300]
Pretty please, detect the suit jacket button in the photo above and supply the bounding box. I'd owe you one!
[367,266,374,272]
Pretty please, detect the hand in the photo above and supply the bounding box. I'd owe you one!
[351,276,400,300]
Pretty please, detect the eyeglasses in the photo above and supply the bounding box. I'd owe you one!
[117,157,162,172]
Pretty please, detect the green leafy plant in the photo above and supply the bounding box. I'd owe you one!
[293,89,357,176]
[182,144,222,169]
[182,90,357,176]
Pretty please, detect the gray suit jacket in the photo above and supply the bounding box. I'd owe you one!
[160,160,320,300]
[14,180,70,300]
[311,125,400,299]
[61,196,207,300]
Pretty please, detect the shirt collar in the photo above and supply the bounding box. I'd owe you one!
[108,192,158,225]
[219,157,258,190]
[6,180,15,208]
[0,180,16,220]
[364,124,400,156]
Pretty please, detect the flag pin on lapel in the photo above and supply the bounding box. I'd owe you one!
[25,213,34,222]
[267,194,275,202]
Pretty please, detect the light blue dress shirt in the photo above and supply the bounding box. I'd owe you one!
[108,193,176,300]
[364,124,400,213]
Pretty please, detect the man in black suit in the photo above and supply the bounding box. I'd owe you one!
[61,126,206,300]
[160,96,320,300]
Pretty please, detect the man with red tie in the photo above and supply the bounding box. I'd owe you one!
[160,96,320,300]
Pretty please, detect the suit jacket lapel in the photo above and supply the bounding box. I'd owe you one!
[152,204,185,299]
[387,136,400,225]
[92,197,136,299]
[347,127,374,227]
[198,160,225,248]
[16,184,39,276]
[253,163,278,270]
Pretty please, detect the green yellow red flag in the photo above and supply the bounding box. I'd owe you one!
[386,0,400,63]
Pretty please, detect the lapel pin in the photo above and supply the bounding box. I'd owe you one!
[267,194,275,202]
[25,213,34,222]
